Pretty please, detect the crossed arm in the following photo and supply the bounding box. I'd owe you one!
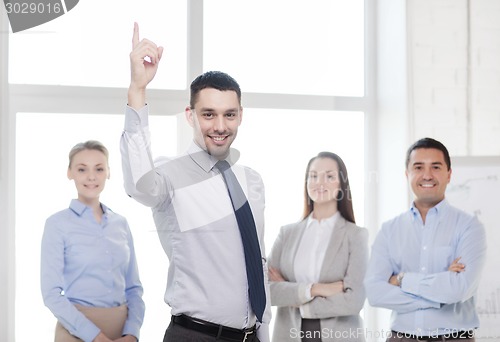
[365,218,486,314]
[388,257,465,286]
[268,226,368,318]
[269,267,344,298]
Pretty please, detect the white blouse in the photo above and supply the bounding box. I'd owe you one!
[294,211,340,303]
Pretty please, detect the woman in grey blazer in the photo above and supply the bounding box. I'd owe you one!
[268,152,368,342]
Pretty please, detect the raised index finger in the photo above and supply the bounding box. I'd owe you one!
[132,22,140,48]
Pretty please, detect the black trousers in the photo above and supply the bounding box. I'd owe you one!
[301,319,322,342]
[163,320,260,342]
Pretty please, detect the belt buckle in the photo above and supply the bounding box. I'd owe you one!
[243,329,254,342]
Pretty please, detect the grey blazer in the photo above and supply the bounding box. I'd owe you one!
[268,215,368,342]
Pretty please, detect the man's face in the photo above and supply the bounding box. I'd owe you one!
[186,88,242,160]
[406,147,451,209]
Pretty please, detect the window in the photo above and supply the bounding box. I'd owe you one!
[15,113,176,341]
[204,0,364,96]
[235,108,365,250]
[15,110,364,340]
[9,0,368,340]
[8,0,187,89]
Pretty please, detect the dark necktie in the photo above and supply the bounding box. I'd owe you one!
[216,160,266,322]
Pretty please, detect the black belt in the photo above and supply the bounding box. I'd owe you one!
[172,314,257,341]
[392,330,474,341]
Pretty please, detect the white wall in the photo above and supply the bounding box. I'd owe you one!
[408,0,500,155]
[367,0,500,339]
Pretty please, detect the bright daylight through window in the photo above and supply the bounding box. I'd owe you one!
[11,0,365,340]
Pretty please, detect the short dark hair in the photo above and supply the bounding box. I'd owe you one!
[405,137,451,170]
[190,71,241,109]
[302,151,356,224]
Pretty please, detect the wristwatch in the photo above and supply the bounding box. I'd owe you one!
[396,272,405,287]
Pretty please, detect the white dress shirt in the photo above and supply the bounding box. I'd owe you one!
[120,105,271,340]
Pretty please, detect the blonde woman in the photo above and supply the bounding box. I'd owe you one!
[41,141,144,342]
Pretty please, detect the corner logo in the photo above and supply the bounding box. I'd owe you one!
[3,0,79,33]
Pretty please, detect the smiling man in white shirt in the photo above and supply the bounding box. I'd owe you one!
[120,23,270,342]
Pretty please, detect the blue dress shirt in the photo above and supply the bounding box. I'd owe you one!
[41,199,145,342]
[365,199,486,336]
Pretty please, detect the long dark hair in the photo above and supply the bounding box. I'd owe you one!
[302,152,356,223]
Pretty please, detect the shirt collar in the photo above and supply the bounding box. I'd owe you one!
[306,211,341,229]
[69,199,109,217]
[410,198,449,217]
[187,141,241,173]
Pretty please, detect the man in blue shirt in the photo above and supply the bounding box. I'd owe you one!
[365,137,486,341]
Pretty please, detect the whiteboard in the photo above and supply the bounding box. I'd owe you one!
[446,156,500,341]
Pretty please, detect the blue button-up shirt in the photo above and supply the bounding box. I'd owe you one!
[41,199,145,342]
[365,199,486,336]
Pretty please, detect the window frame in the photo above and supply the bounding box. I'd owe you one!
[0,0,376,340]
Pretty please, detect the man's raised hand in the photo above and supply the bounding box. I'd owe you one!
[128,22,164,110]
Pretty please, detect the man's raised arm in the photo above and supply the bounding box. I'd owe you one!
[128,22,163,110]
[121,23,166,208]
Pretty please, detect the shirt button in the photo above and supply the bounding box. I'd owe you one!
[423,246,427,250]
[421,267,426,271]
